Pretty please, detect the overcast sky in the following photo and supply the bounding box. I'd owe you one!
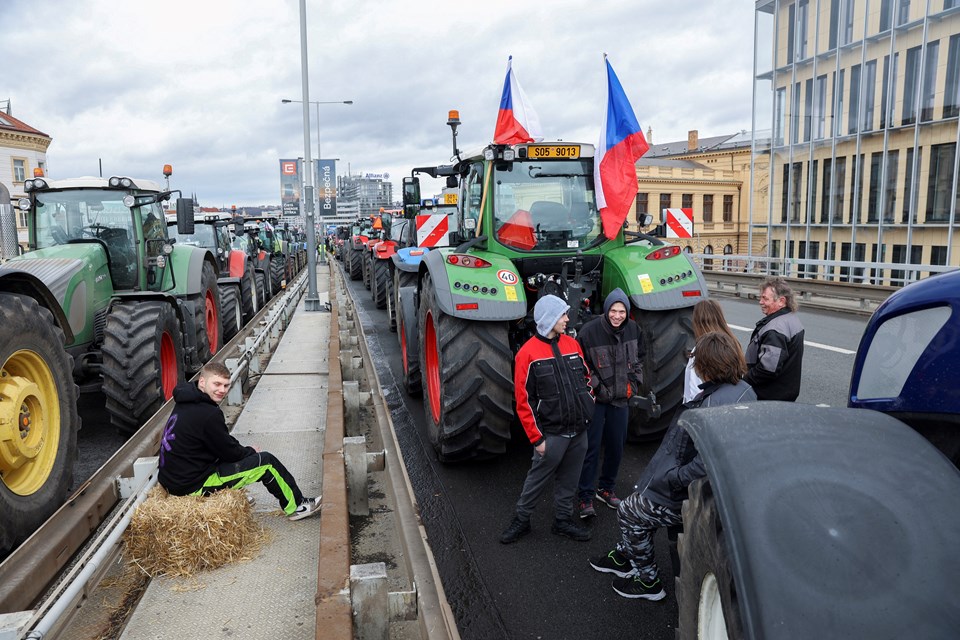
[1,0,757,207]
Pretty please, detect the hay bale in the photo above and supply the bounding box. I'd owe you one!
[124,485,265,578]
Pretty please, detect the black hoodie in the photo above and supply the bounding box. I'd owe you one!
[158,382,255,495]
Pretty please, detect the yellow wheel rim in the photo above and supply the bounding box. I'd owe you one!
[0,350,61,496]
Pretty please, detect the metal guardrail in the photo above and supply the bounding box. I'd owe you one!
[0,271,308,624]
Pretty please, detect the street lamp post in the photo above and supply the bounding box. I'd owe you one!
[282,98,352,265]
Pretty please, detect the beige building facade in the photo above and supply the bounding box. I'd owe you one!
[752,0,960,284]
[0,106,52,248]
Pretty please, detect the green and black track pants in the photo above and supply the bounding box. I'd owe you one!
[192,451,304,515]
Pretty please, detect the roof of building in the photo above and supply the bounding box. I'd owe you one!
[637,157,709,170]
[644,131,751,158]
[0,110,50,138]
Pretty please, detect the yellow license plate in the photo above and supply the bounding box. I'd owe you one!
[527,145,580,159]
[443,193,458,204]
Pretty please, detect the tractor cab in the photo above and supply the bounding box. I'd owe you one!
[20,176,180,292]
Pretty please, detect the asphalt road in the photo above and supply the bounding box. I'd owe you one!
[343,272,868,640]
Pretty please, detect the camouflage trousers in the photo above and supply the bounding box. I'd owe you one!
[616,492,682,583]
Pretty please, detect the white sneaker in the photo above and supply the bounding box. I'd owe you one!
[288,496,322,521]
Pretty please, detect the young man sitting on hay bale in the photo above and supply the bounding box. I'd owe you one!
[158,362,322,521]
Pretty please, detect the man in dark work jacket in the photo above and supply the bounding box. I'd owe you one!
[744,276,805,401]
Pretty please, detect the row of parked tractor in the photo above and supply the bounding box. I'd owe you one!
[0,172,309,555]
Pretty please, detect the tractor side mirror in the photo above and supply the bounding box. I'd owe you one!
[176,198,194,235]
[445,176,458,189]
[637,213,654,227]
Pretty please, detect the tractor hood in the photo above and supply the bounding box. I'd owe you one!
[0,244,113,345]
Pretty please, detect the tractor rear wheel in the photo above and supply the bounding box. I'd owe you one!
[219,284,242,341]
[363,252,373,290]
[270,256,285,293]
[630,306,694,440]
[393,270,417,339]
[418,274,513,461]
[348,249,363,280]
[372,259,389,309]
[398,291,421,396]
[191,261,221,365]
[102,301,184,435]
[240,265,258,323]
[0,294,79,556]
[676,478,744,640]
[255,272,269,305]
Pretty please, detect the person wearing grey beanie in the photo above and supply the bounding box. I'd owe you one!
[500,294,595,544]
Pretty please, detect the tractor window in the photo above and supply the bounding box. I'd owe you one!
[855,306,951,399]
[463,163,484,236]
[141,202,166,242]
[170,224,216,249]
[492,159,601,251]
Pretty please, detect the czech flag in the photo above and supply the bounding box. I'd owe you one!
[595,57,649,240]
[493,56,543,145]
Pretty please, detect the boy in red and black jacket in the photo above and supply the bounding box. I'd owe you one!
[499,295,595,544]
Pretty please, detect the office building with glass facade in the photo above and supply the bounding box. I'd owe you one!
[751,0,960,283]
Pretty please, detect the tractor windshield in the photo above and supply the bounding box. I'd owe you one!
[493,159,601,251]
[168,222,216,249]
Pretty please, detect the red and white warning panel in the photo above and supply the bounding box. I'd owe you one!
[416,214,451,247]
[664,208,693,239]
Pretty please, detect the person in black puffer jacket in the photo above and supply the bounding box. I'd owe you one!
[588,331,756,601]
[158,362,321,521]
[575,288,644,518]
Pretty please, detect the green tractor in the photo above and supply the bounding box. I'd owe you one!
[397,114,707,462]
[0,173,222,554]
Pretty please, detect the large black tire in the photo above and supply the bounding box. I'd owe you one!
[219,284,242,342]
[191,261,221,366]
[398,290,421,396]
[676,478,744,640]
[348,248,363,280]
[630,306,695,440]
[240,264,259,323]
[102,301,185,435]
[255,271,269,306]
[270,255,285,293]
[0,294,79,556]
[418,274,514,462]
[363,252,373,290]
[372,259,389,309]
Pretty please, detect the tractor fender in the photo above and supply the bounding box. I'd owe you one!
[420,249,527,321]
[227,250,248,278]
[602,246,708,311]
[398,285,419,355]
[169,246,217,295]
[0,269,76,343]
[682,402,960,639]
[392,246,430,273]
[374,240,398,260]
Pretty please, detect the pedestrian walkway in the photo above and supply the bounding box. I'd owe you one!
[120,266,331,639]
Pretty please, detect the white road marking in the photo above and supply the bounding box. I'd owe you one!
[728,324,857,355]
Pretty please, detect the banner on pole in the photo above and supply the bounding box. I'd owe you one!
[279,159,301,217]
[316,159,337,218]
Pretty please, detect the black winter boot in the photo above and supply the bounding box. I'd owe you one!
[551,517,591,541]
[499,516,531,544]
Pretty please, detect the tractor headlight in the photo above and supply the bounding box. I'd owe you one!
[17,198,30,211]
[163,243,174,255]
[483,148,496,161]
[123,195,136,208]
[502,148,516,161]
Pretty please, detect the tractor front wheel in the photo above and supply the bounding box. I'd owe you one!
[0,294,79,556]
[102,301,184,435]
[240,265,259,323]
[219,283,242,342]
[372,259,389,309]
[418,274,513,461]
[270,255,285,293]
[676,478,744,640]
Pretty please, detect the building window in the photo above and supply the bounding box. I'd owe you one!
[37,160,45,176]
[821,158,833,223]
[850,155,865,224]
[723,195,733,223]
[792,82,802,143]
[829,0,840,49]
[815,75,827,139]
[903,45,921,125]
[903,147,921,224]
[880,53,898,129]
[18,210,27,227]
[723,244,733,255]
[787,2,796,64]
[868,152,883,223]
[898,0,911,24]
[12,158,26,183]
[946,0,960,10]
[682,193,693,209]
[659,193,671,217]
[946,34,960,119]
[703,245,714,270]
[842,0,855,45]
[891,244,923,286]
[840,242,866,283]
[883,150,899,223]
[803,78,813,142]
[926,143,957,223]
[862,60,877,131]
[797,0,809,60]
[635,192,648,221]
[703,194,714,223]
[834,69,845,135]
[880,0,893,31]
[775,87,786,146]
[930,245,948,266]
[781,162,802,223]
[848,64,861,134]
[921,41,940,122]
